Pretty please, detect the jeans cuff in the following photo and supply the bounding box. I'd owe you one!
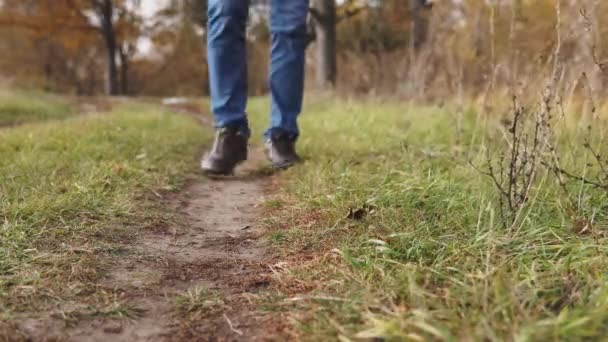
[265,128,298,141]
[217,118,250,137]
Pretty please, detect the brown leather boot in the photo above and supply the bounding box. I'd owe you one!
[264,133,300,169]
[201,127,248,175]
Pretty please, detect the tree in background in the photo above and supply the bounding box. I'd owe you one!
[115,5,142,95]
[0,0,142,95]
[87,0,142,95]
[310,0,429,88]
[0,0,102,93]
[409,0,432,49]
[136,0,210,96]
[90,0,120,95]
[311,0,337,87]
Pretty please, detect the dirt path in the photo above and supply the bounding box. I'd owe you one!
[62,149,276,341]
[9,104,285,342]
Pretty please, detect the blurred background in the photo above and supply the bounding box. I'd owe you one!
[0,0,607,107]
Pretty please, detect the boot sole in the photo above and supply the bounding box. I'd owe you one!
[201,156,247,176]
[269,158,300,170]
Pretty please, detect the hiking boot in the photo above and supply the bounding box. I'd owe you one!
[265,134,300,169]
[201,127,248,175]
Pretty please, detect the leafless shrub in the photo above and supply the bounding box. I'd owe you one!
[473,1,608,229]
[472,96,548,229]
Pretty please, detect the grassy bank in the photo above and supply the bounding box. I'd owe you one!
[256,99,608,341]
[0,103,207,319]
[0,91,75,126]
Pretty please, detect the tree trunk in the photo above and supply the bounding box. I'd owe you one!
[119,46,129,95]
[409,0,430,49]
[575,0,603,115]
[98,0,119,95]
[312,0,337,88]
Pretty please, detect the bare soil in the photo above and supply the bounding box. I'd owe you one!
[65,151,277,342]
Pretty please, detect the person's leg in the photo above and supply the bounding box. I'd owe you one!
[266,0,309,141]
[202,0,250,175]
[207,0,250,135]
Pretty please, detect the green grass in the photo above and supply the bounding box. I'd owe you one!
[250,98,608,341]
[174,287,224,315]
[0,91,74,126]
[0,101,207,317]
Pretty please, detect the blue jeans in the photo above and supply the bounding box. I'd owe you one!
[207,0,309,141]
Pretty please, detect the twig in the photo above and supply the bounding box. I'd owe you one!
[223,314,244,336]
[286,295,352,302]
[542,161,607,190]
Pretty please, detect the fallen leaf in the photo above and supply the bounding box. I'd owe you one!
[573,219,593,236]
[346,204,375,220]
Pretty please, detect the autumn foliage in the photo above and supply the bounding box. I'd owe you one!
[1,0,607,99]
